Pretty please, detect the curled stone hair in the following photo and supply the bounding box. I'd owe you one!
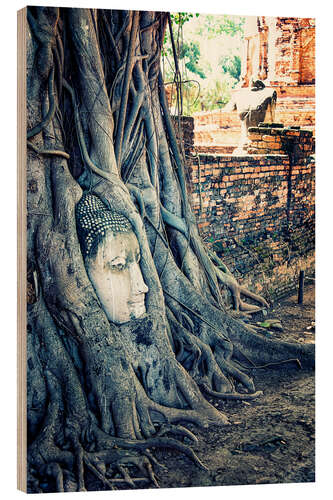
[76,192,132,258]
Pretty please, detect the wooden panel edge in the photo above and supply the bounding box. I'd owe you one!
[17,6,27,493]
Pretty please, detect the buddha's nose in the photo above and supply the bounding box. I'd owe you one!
[130,263,149,295]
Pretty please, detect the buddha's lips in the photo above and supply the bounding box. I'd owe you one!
[128,297,145,306]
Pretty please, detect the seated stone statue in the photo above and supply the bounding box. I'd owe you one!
[76,193,148,324]
[226,78,277,153]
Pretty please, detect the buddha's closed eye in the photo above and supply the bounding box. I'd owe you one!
[107,259,126,272]
[111,263,126,272]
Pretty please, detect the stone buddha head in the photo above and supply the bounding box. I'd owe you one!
[76,193,148,324]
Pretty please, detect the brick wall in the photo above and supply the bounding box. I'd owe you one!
[246,123,314,155]
[186,127,315,302]
[171,116,194,162]
[193,100,315,154]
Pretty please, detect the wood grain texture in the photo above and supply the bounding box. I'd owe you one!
[17,6,27,493]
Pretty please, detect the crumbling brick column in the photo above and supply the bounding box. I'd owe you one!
[246,123,314,156]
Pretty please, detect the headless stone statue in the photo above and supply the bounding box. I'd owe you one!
[76,193,148,324]
[226,79,277,153]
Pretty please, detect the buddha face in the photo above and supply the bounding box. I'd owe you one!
[86,230,149,324]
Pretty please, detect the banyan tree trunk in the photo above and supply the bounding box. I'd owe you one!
[25,7,314,493]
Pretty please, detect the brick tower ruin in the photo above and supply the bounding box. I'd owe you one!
[194,17,315,153]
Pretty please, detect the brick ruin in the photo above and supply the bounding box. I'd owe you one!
[187,126,315,302]
[194,17,315,154]
[171,16,315,303]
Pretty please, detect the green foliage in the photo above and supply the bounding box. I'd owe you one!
[163,12,244,114]
[171,12,200,26]
[200,79,232,111]
[166,78,234,115]
[163,12,200,47]
[220,54,241,82]
[197,14,245,38]
[180,41,206,79]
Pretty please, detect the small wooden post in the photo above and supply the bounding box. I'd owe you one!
[298,270,305,304]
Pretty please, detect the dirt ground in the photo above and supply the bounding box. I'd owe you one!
[154,285,315,489]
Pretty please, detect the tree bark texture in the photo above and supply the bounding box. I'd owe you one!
[25,7,314,493]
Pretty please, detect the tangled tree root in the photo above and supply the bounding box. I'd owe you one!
[209,250,270,313]
[28,421,209,492]
[201,384,263,401]
[27,368,210,492]
[27,140,70,159]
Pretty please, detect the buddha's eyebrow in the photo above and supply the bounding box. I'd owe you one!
[110,255,125,264]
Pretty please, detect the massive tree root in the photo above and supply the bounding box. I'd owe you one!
[26,7,314,492]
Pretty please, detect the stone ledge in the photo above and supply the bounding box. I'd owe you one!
[190,153,289,162]
[248,126,313,137]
